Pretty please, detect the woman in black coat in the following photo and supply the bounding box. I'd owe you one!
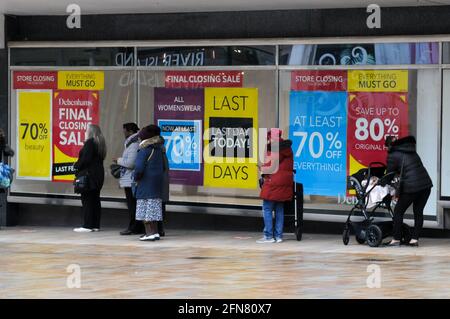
[385,136,433,247]
[0,128,14,163]
[73,124,106,232]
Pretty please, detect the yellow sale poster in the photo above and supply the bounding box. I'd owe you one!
[348,70,408,92]
[17,90,52,180]
[203,88,258,189]
[58,71,104,91]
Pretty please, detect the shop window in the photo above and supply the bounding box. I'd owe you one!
[278,68,439,216]
[441,70,450,198]
[138,69,276,206]
[136,46,275,67]
[10,48,135,66]
[10,70,136,197]
[279,43,439,65]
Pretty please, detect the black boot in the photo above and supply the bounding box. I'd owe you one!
[157,221,165,237]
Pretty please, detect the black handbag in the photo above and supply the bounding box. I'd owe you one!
[110,163,122,179]
[73,172,90,194]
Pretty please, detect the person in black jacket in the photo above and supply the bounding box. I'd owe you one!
[384,136,433,247]
[0,128,14,163]
[73,124,107,233]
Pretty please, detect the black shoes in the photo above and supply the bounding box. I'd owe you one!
[120,229,144,235]
[383,240,401,247]
[120,229,133,235]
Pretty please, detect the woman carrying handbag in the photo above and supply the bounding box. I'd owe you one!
[73,124,107,233]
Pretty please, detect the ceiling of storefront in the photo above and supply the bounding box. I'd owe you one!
[0,0,450,15]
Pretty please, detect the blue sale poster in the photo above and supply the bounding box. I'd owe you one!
[289,91,347,196]
[158,119,202,172]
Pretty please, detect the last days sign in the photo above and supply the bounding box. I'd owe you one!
[204,88,258,189]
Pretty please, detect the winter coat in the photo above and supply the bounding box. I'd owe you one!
[0,135,14,163]
[118,133,139,188]
[260,139,294,202]
[133,136,170,201]
[386,136,433,194]
[74,138,105,191]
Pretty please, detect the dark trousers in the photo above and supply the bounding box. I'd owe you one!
[124,187,144,233]
[393,188,431,240]
[81,190,101,229]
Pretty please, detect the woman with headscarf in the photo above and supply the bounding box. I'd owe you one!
[384,136,433,247]
[134,125,169,241]
[73,124,107,233]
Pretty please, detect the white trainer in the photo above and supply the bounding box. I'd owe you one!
[275,238,283,243]
[139,234,156,241]
[73,227,93,233]
[256,238,275,243]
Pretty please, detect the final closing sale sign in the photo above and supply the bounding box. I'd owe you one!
[52,90,100,182]
[204,88,258,189]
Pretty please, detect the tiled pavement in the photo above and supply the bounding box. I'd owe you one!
[0,227,450,298]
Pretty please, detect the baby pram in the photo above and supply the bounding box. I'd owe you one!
[343,162,411,247]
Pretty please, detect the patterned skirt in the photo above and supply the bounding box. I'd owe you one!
[136,198,163,222]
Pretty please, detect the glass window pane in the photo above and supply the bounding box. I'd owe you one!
[138,69,276,206]
[279,68,439,216]
[10,48,135,66]
[137,46,275,66]
[280,43,439,65]
[10,70,137,198]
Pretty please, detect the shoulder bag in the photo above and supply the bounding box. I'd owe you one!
[73,170,90,194]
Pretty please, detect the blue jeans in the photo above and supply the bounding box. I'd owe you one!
[262,200,284,240]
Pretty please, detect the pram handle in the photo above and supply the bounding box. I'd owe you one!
[368,162,386,168]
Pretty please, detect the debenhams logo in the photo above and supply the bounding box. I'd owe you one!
[58,98,93,107]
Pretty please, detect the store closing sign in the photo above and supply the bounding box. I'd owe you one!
[204,88,258,189]
[347,70,409,181]
[16,91,52,180]
[13,71,58,90]
[289,71,348,196]
[52,90,100,182]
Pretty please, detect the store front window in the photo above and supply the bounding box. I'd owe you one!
[7,41,442,219]
[10,70,136,197]
[279,68,439,216]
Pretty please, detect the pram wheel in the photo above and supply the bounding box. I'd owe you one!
[401,223,412,244]
[295,226,302,241]
[355,234,366,245]
[342,227,350,245]
[366,224,383,247]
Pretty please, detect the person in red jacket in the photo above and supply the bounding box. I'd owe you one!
[257,128,294,243]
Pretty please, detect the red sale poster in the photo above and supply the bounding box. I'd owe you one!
[347,92,409,178]
[52,90,100,182]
